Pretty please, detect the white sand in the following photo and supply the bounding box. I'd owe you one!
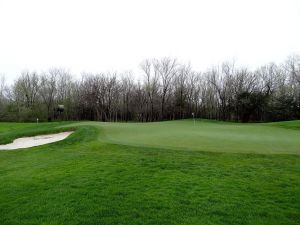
[0,131,73,150]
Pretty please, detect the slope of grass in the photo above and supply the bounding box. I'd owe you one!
[0,120,299,225]
[268,120,300,130]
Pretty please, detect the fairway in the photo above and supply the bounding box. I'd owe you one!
[0,120,300,225]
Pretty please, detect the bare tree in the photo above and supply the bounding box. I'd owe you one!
[14,71,40,108]
[39,69,58,121]
[141,59,159,121]
[154,57,178,119]
[121,72,134,121]
[0,75,9,118]
[186,71,201,116]
[0,75,7,100]
[133,80,147,122]
[285,54,300,84]
[174,64,190,119]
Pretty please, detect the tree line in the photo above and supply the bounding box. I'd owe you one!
[0,55,300,123]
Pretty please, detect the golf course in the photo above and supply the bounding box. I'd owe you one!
[0,120,299,225]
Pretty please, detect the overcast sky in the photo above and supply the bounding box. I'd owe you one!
[0,0,300,83]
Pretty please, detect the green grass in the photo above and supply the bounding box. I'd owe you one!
[0,120,299,225]
[93,119,300,154]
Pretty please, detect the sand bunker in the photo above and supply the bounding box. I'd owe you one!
[0,131,73,150]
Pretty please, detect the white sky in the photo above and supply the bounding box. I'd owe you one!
[0,0,300,83]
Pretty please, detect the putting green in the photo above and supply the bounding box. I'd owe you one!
[66,119,300,154]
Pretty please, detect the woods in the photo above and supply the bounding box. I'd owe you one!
[0,55,300,123]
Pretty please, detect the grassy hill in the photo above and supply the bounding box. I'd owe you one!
[0,120,299,225]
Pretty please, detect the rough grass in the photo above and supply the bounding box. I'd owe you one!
[0,120,299,225]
